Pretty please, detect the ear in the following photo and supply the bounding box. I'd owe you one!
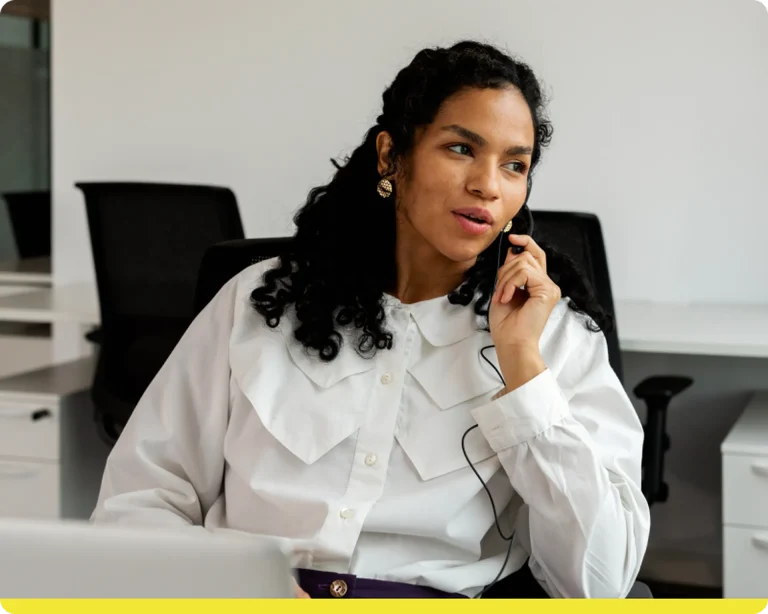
[375,131,395,177]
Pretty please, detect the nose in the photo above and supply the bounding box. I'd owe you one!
[466,161,501,201]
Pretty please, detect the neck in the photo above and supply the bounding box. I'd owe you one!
[392,218,474,305]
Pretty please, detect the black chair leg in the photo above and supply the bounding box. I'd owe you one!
[643,406,669,505]
[634,376,693,505]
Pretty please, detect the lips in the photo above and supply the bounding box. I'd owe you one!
[452,207,494,226]
[453,212,493,236]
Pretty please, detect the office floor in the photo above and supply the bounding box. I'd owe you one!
[644,580,722,599]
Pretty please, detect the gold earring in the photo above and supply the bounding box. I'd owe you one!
[376,178,393,198]
[503,220,513,233]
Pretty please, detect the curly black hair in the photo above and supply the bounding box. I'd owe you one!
[251,40,613,361]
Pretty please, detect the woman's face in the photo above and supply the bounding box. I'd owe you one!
[379,86,535,265]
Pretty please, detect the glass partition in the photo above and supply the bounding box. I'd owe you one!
[0,1,50,262]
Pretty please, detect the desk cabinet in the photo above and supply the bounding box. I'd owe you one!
[722,392,768,597]
[0,358,110,521]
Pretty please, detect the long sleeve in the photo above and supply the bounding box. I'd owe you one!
[470,328,650,598]
[90,276,238,530]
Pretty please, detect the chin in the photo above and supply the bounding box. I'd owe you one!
[438,238,489,264]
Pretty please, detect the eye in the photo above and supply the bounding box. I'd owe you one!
[504,161,527,174]
[447,143,473,156]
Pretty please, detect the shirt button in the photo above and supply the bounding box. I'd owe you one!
[380,373,393,385]
[365,454,378,467]
[340,508,355,520]
[329,579,348,598]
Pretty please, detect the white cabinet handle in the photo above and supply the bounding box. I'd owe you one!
[0,463,40,479]
[751,463,768,478]
[752,535,768,551]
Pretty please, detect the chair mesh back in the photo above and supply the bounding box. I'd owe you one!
[533,211,623,382]
[78,182,245,321]
[77,181,245,421]
[2,190,51,259]
[194,237,293,315]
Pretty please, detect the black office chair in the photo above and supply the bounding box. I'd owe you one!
[194,237,291,314]
[533,211,693,507]
[76,181,246,442]
[2,190,51,259]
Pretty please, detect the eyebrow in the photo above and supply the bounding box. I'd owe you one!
[441,124,533,156]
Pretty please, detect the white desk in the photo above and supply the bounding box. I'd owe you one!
[0,283,99,325]
[0,257,52,286]
[615,300,768,358]
[0,283,99,366]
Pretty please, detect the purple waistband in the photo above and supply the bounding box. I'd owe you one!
[296,568,469,599]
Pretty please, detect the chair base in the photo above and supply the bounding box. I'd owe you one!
[627,581,653,598]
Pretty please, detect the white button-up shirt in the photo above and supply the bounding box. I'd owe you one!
[92,258,650,598]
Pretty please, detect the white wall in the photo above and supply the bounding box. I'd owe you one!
[52,0,768,587]
[52,0,768,300]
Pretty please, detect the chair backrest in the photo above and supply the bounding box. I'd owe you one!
[194,237,293,315]
[193,211,622,381]
[2,190,51,259]
[76,181,246,430]
[532,211,623,382]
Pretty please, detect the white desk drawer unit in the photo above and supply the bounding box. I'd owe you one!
[0,400,59,460]
[721,392,768,598]
[0,459,59,519]
[0,358,111,521]
[723,526,768,598]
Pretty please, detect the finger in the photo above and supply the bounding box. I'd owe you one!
[494,252,515,300]
[496,252,536,285]
[293,578,311,599]
[494,254,522,302]
[498,262,552,304]
[509,234,546,271]
[502,243,516,266]
[496,250,539,282]
[494,252,543,306]
[497,266,532,304]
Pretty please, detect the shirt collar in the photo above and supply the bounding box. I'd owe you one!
[384,292,486,347]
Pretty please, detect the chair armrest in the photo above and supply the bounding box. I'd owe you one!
[84,326,103,344]
[633,375,693,405]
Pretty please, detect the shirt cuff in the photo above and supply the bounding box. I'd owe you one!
[470,368,570,451]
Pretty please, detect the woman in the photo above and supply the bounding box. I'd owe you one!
[92,40,650,599]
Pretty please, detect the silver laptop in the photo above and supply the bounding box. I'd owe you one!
[0,518,295,598]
